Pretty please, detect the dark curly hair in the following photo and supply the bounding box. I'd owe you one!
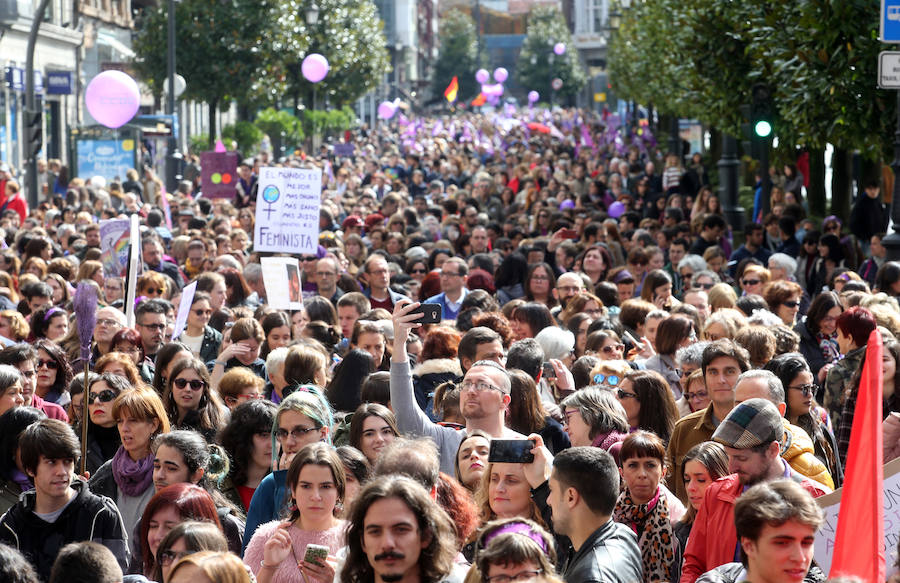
[219,399,277,489]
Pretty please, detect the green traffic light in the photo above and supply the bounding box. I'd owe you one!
[754,120,772,138]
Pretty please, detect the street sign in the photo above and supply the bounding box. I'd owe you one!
[883,0,900,42]
[880,51,900,88]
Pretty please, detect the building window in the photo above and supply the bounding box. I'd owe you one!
[590,0,607,34]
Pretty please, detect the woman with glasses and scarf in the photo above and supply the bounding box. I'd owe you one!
[32,338,73,406]
[162,357,228,443]
[82,372,128,474]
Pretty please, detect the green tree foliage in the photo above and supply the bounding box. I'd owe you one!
[516,5,587,102]
[432,10,481,102]
[275,0,391,110]
[222,121,263,154]
[608,0,894,161]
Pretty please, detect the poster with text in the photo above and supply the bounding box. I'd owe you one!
[254,167,322,254]
[99,218,131,277]
[260,256,303,311]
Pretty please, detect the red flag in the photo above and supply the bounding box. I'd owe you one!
[471,93,486,107]
[830,328,885,581]
[443,76,459,103]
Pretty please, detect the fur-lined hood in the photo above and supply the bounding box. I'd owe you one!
[412,358,463,378]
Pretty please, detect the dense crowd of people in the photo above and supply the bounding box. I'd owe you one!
[0,106,895,583]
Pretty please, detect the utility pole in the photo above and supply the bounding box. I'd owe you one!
[165,0,181,193]
[25,0,52,209]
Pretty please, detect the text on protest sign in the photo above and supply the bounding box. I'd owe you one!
[254,166,322,254]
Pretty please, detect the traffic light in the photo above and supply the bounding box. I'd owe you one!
[750,84,773,139]
[24,109,42,160]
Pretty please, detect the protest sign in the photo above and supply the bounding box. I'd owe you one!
[260,257,303,311]
[814,456,900,577]
[254,167,322,254]
[334,143,355,157]
[99,218,131,277]
[200,151,239,199]
[170,281,197,341]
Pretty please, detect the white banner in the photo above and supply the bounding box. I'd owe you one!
[260,256,303,311]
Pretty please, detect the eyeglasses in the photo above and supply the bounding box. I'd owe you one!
[592,373,620,387]
[173,378,207,391]
[275,426,319,441]
[693,282,715,290]
[617,389,638,399]
[789,383,816,398]
[36,359,58,370]
[531,275,550,282]
[95,318,121,327]
[685,390,708,401]
[741,279,760,286]
[782,300,800,308]
[88,389,117,404]
[601,344,624,354]
[158,550,191,566]
[317,271,336,277]
[302,256,319,262]
[144,288,165,295]
[485,570,544,583]
[461,379,504,394]
[139,323,167,331]
[193,309,213,317]
[410,268,427,274]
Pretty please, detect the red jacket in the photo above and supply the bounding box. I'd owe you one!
[30,394,68,422]
[0,190,28,224]
[680,464,829,583]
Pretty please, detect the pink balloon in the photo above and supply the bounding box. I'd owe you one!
[302,53,329,83]
[377,101,396,120]
[493,67,508,83]
[608,201,626,218]
[528,90,540,103]
[84,71,140,129]
[554,43,566,56]
[475,69,490,84]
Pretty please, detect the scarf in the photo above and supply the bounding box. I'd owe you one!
[10,468,32,493]
[816,331,841,364]
[592,430,627,451]
[111,446,154,497]
[613,487,676,583]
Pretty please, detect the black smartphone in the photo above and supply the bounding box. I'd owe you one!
[489,439,535,464]
[411,303,442,324]
[542,362,556,379]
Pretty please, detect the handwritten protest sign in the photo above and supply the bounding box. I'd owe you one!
[814,456,900,577]
[254,167,322,254]
[99,218,131,277]
[260,257,302,311]
[170,281,197,341]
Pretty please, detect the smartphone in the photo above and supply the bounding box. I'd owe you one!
[489,439,535,464]
[411,303,442,324]
[622,330,641,347]
[559,228,578,239]
[304,543,330,566]
[542,362,556,379]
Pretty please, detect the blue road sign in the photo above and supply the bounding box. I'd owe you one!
[883,0,900,42]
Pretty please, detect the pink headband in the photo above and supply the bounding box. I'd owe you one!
[482,521,548,553]
[43,307,63,322]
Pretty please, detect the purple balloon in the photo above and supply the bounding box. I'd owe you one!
[608,201,626,219]
[560,199,575,210]
[554,42,566,56]
[528,90,540,104]
[301,53,329,83]
[493,67,508,83]
[475,69,490,84]
[85,71,140,129]
[377,101,397,120]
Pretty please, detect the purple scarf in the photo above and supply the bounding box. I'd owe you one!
[10,468,32,493]
[111,446,154,497]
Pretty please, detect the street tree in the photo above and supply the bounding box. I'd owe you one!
[516,5,586,103]
[431,9,481,103]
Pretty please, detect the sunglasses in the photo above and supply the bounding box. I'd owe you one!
[601,344,624,354]
[592,373,621,386]
[410,268,427,274]
[790,383,816,398]
[782,300,800,308]
[193,309,213,317]
[36,359,58,370]
[302,256,319,262]
[741,279,760,286]
[173,378,207,391]
[617,389,638,399]
[88,389,117,404]
[693,282,715,290]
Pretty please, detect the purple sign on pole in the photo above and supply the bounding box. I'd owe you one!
[333,143,355,157]
[200,151,239,199]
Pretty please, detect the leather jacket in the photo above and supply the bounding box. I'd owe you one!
[563,519,643,583]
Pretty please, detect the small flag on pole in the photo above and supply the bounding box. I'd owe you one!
[471,93,486,107]
[444,76,459,103]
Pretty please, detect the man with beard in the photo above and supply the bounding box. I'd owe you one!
[679,398,829,583]
[391,300,524,475]
[340,474,462,583]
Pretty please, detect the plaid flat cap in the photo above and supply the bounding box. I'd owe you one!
[712,398,782,449]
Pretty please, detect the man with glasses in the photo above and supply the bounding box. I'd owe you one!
[732,370,835,490]
[363,255,408,312]
[141,234,185,289]
[552,273,584,315]
[90,307,126,367]
[424,257,469,321]
[0,344,67,421]
[135,299,170,364]
[391,300,524,474]
[315,256,345,306]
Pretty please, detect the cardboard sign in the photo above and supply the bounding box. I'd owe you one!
[170,280,197,341]
[333,143,355,157]
[260,257,303,311]
[254,167,322,254]
[99,218,131,277]
[200,151,239,199]
[814,456,900,577]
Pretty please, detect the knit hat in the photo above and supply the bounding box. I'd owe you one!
[712,398,782,449]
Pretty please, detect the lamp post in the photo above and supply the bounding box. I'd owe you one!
[306,2,319,113]
[883,90,900,260]
[165,0,182,193]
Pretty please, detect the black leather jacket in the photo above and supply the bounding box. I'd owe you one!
[563,519,643,583]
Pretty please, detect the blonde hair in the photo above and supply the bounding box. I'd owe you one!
[707,283,738,312]
[169,551,252,583]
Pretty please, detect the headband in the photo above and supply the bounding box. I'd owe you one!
[43,307,64,322]
[481,521,548,554]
